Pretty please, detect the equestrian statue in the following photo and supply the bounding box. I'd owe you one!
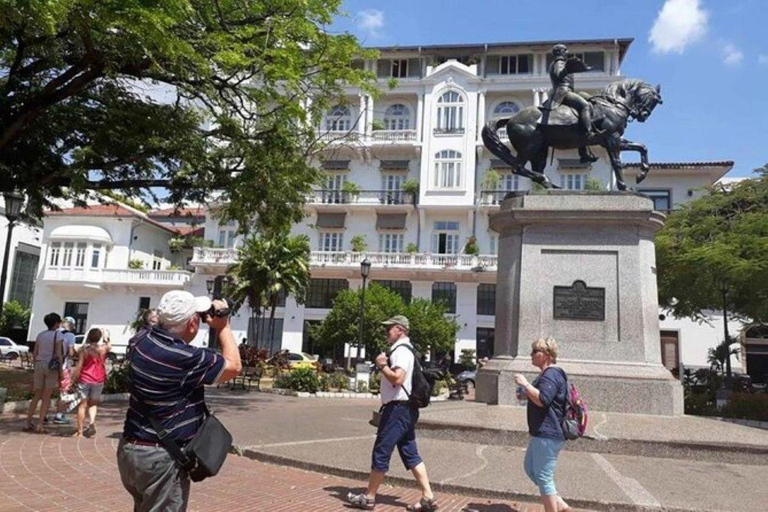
[482,43,663,191]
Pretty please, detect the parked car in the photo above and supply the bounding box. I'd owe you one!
[455,369,476,392]
[288,352,319,370]
[0,337,30,360]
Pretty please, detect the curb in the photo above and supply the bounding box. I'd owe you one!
[238,447,698,512]
[416,420,768,465]
[1,392,130,414]
[715,417,768,430]
[256,388,448,401]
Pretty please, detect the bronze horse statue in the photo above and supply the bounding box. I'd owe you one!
[482,79,663,191]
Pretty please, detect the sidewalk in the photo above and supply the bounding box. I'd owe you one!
[0,395,545,512]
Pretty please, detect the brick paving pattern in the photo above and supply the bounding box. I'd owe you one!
[0,427,543,512]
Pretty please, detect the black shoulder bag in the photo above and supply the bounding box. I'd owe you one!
[132,338,232,482]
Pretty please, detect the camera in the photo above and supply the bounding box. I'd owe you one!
[199,298,233,319]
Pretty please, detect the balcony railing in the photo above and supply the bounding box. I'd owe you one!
[307,189,416,206]
[191,248,497,271]
[317,130,362,143]
[370,129,417,142]
[479,190,518,205]
[43,267,192,286]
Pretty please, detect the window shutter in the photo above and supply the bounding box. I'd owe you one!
[486,56,500,74]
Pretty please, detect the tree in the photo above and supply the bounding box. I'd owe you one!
[0,299,30,337]
[227,232,310,353]
[656,167,768,378]
[707,336,741,374]
[0,0,376,232]
[311,283,459,360]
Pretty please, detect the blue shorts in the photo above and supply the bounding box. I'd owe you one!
[524,435,564,496]
[371,402,423,472]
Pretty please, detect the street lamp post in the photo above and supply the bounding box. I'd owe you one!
[0,191,25,320]
[355,258,372,365]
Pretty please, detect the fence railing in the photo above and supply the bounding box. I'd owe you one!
[43,267,192,285]
[307,189,416,206]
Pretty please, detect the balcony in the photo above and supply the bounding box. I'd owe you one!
[479,190,517,206]
[190,248,498,273]
[370,129,417,143]
[311,251,497,272]
[42,267,192,287]
[307,190,416,206]
[316,129,419,145]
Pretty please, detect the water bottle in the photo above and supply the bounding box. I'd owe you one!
[516,385,528,406]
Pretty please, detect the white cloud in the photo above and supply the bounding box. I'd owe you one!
[722,43,743,65]
[357,10,384,38]
[649,0,709,54]
[759,54,768,64]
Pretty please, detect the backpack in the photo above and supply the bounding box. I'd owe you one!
[389,344,439,408]
[554,368,588,440]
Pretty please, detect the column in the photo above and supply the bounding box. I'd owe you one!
[456,282,479,357]
[358,94,366,136]
[281,297,305,353]
[416,93,425,142]
[476,89,486,137]
[494,227,524,358]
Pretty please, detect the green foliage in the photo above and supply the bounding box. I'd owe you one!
[356,380,368,393]
[402,179,419,195]
[404,298,459,355]
[368,371,381,394]
[169,235,208,253]
[100,192,151,213]
[0,300,31,334]
[459,349,477,371]
[342,181,361,195]
[350,234,367,252]
[406,243,419,254]
[655,169,768,322]
[1,0,377,233]
[273,367,321,393]
[463,236,479,255]
[105,363,131,394]
[584,178,603,191]
[128,259,144,269]
[371,119,385,131]
[480,170,501,190]
[322,371,349,391]
[707,337,740,373]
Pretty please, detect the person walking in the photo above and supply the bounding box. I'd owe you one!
[24,313,64,434]
[347,316,437,511]
[52,316,77,425]
[71,327,111,437]
[514,337,571,512]
[117,290,241,512]
[127,308,159,354]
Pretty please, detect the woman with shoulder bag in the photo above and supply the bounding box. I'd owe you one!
[71,328,111,438]
[514,337,571,512]
[24,313,64,434]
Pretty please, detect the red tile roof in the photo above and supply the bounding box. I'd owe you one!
[149,206,205,218]
[624,161,734,169]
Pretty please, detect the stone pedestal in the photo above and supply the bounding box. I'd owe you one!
[476,191,683,415]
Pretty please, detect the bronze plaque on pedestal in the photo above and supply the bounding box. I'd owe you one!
[553,280,605,321]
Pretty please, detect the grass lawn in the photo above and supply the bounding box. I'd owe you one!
[0,365,36,401]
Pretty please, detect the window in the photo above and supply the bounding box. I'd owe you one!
[432,221,460,254]
[493,101,520,118]
[391,59,408,78]
[9,250,39,308]
[91,244,102,268]
[319,232,344,252]
[152,250,163,270]
[307,278,348,309]
[63,302,89,334]
[61,242,74,267]
[477,284,496,315]
[374,280,412,304]
[323,173,346,204]
[476,327,495,359]
[74,243,86,267]
[379,233,404,253]
[433,150,462,189]
[0,339,10,346]
[561,173,588,190]
[139,297,151,310]
[546,51,604,71]
[381,173,405,204]
[325,105,352,132]
[502,173,520,191]
[639,189,672,212]
[487,54,532,75]
[435,91,464,133]
[384,104,410,130]
[432,282,457,314]
[49,243,61,267]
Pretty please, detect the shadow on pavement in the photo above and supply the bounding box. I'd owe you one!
[325,486,409,508]
[462,503,520,512]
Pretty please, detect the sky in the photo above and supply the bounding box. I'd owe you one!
[332,0,768,178]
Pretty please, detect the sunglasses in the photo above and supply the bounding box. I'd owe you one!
[530,349,545,356]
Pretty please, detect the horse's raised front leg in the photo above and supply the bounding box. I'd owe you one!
[620,138,650,184]
[604,135,627,191]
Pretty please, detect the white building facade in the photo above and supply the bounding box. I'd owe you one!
[1,196,42,316]
[27,38,745,373]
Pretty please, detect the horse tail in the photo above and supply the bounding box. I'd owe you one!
[481,118,517,168]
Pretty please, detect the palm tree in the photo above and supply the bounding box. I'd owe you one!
[707,336,741,374]
[227,232,311,354]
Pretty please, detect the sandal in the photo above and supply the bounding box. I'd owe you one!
[347,492,375,510]
[406,497,438,512]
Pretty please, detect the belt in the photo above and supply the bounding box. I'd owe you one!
[383,400,411,407]
[123,437,188,448]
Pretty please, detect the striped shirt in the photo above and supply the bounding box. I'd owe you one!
[122,325,225,444]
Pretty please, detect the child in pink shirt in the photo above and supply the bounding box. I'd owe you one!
[71,328,111,437]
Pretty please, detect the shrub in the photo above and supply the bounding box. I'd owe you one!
[273,367,321,393]
[104,363,131,394]
[720,393,768,422]
[324,371,349,391]
[356,380,368,393]
[369,372,381,394]
[459,349,477,371]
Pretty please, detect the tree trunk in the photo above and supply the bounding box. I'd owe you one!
[722,287,733,381]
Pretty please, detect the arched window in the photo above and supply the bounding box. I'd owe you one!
[436,91,465,133]
[384,104,411,130]
[325,105,352,132]
[433,150,462,188]
[493,101,520,117]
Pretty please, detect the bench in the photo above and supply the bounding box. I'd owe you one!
[229,365,263,391]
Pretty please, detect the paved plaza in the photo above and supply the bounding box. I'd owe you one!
[1,390,766,511]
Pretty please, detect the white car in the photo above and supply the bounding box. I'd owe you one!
[0,337,30,360]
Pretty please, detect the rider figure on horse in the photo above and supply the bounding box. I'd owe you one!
[545,44,598,163]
